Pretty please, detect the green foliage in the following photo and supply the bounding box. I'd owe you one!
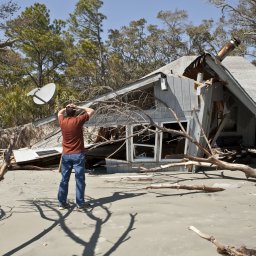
[54,84,80,109]
[106,18,167,86]
[0,83,81,128]
[66,0,107,89]
[0,49,26,87]
[0,86,34,128]
[69,0,105,41]
[6,3,67,87]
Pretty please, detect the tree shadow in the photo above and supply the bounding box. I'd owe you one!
[199,170,256,183]
[2,191,143,256]
[0,205,13,221]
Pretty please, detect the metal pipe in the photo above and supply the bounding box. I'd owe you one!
[216,37,241,62]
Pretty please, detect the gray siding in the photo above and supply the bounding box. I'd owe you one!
[154,76,197,114]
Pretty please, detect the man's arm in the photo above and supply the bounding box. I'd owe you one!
[77,106,95,118]
[58,108,66,117]
[67,103,95,118]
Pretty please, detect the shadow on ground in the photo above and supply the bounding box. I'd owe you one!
[2,191,143,256]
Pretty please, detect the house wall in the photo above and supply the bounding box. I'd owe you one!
[154,76,198,113]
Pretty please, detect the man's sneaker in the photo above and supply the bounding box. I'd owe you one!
[58,202,70,210]
[76,203,92,211]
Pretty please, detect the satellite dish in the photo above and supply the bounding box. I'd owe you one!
[27,83,56,105]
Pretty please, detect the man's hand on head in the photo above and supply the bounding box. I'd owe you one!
[66,103,77,109]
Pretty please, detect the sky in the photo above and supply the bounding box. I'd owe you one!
[14,0,238,38]
[15,0,226,25]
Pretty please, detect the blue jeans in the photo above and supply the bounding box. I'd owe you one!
[58,153,86,207]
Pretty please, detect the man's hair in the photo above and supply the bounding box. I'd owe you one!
[66,106,76,117]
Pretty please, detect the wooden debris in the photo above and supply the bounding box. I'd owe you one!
[0,135,16,181]
[188,226,256,256]
[145,183,225,192]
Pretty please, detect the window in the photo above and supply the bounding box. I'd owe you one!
[160,122,187,160]
[132,124,156,161]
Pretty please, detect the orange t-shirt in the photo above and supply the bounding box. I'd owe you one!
[58,113,89,154]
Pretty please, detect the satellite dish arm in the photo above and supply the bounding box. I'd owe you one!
[33,94,47,104]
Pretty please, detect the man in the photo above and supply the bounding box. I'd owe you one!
[57,103,95,210]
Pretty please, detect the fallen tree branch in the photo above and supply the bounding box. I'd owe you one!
[9,164,55,171]
[140,160,215,173]
[140,155,256,179]
[188,226,256,256]
[187,155,256,179]
[145,183,224,192]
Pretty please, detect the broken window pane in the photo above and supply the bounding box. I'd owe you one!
[134,145,155,159]
[161,122,187,160]
[92,126,126,143]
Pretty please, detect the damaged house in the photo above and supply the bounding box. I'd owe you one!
[13,39,256,173]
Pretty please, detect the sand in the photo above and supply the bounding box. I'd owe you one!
[0,169,256,256]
